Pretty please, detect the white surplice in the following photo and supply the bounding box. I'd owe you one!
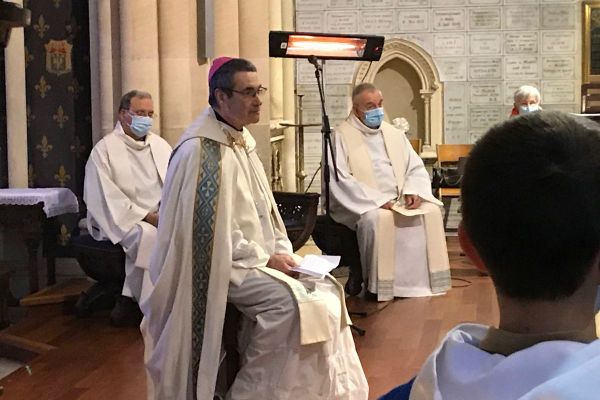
[83,122,172,302]
[329,114,450,300]
[140,108,368,400]
[410,323,600,400]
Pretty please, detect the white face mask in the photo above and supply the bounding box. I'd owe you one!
[518,104,540,114]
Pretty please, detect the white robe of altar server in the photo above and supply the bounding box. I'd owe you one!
[329,114,450,301]
[83,122,171,302]
[141,108,368,400]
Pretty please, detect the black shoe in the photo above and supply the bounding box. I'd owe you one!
[344,274,363,297]
[110,295,142,327]
[364,290,378,302]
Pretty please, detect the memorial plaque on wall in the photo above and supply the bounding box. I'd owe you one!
[469,57,503,80]
[468,0,500,4]
[469,82,503,104]
[296,0,326,11]
[541,31,575,53]
[433,9,466,31]
[541,5,576,29]
[504,0,537,3]
[361,0,394,7]
[505,56,539,79]
[469,131,485,144]
[468,8,501,30]
[326,11,359,33]
[504,32,538,54]
[469,33,501,54]
[444,83,468,143]
[296,12,325,32]
[324,61,355,84]
[360,10,395,33]
[297,62,318,85]
[504,80,540,105]
[398,9,429,32]
[397,0,430,6]
[432,0,465,6]
[469,106,504,129]
[328,0,359,9]
[433,33,466,56]
[436,57,467,81]
[542,56,575,79]
[398,33,433,53]
[504,6,540,30]
[542,80,576,104]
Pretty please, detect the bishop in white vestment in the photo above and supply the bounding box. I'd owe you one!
[84,91,172,305]
[141,58,368,400]
[329,83,451,301]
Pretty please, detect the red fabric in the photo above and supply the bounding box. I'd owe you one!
[208,57,233,81]
[510,106,519,117]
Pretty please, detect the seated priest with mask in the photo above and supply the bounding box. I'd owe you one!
[140,57,368,400]
[328,83,451,301]
[83,90,172,326]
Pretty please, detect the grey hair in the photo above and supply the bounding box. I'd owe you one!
[513,85,540,104]
[352,82,379,103]
[119,90,152,112]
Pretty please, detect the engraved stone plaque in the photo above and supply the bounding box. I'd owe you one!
[433,9,466,31]
[324,61,356,84]
[468,8,501,30]
[328,0,359,9]
[469,33,501,55]
[505,56,539,79]
[432,0,465,6]
[468,0,500,4]
[398,9,429,32]
[296,0,326,11]
[504,32,538,55]
[504,6,540,30]
[361,0,394,7]
[542,80,576,104]
[296,12,325,32]
[469,106,504,129]
[326,11,359,33]
[436,57,467,81]
[398,33,433,53]
[542,56,575,79]
[444,83,468,143]
[433,33,466,56]
[297,62,317,85]
[397,0,430,6]
[541,31,575,53]
[541,5,576,29]
[360,10,395,33]
[469,82,503,104]
[469,57,503,80]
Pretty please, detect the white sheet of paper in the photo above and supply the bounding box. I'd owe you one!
[292,254,341,278]
[391,202,427,216]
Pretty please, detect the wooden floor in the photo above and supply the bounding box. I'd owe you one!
[0,237,498,399]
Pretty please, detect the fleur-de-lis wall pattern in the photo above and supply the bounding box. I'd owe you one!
[0,1,94,253]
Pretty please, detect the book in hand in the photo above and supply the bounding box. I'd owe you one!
[391,201,427,216]
[291,255,341,279]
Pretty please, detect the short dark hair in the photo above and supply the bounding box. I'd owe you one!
[208,58,257,108]
[118,90,152,112]
[462,111,600,300]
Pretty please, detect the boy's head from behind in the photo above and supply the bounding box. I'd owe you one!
[461,111,600,301]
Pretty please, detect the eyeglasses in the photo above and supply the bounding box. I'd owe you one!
[230,86,268,98]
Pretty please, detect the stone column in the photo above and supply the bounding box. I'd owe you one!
[213,0,239,56]
[119,0,161,133]
[157,0,207,145]
[281,0,297,191]
[5,0,27,188]
[238,0,271,175]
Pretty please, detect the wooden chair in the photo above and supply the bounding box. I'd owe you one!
[409,138,422,154]
[581,83,600,114]
[272,191,320,252]
[435,144,473,201]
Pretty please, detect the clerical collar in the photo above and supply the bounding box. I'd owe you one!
[213,108,243,132]
[479,318,598,356]
[349,113,381,135]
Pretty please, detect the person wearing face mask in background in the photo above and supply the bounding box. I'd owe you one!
[510,85,542,117]
[83,90,172,326]
[328,83,451,301]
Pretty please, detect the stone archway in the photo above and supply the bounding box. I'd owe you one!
[354,38,443,158]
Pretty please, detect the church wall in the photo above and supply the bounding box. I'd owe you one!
[295,0,581,189]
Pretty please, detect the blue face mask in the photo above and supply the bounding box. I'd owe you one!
[363,107,385,128]
[518,104,539,115]
[128,115,153,137]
